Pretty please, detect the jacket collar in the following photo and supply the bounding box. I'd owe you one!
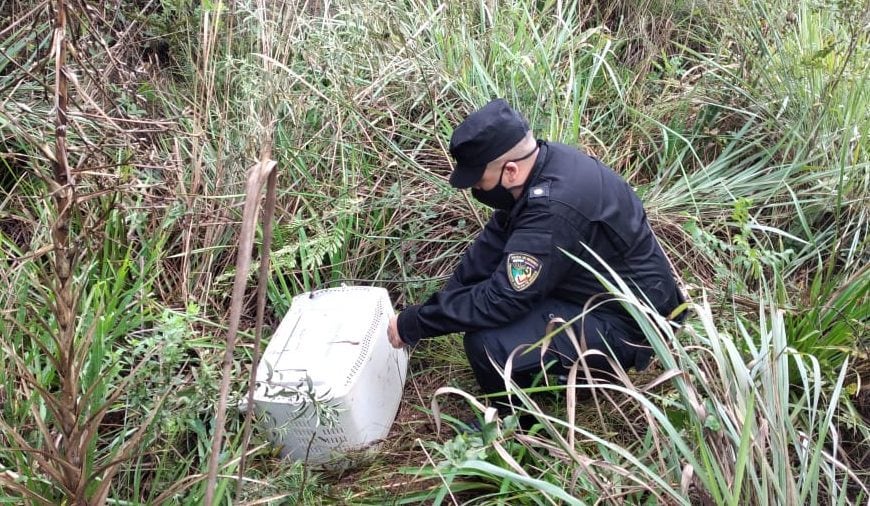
[508,140,549,219]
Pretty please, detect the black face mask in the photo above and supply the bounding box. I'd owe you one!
[470,145,538,210]
[471,170,520,210]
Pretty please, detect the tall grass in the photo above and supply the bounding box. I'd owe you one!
[0,1,224,502]
[413,270,868,504]
[0,0,866,503]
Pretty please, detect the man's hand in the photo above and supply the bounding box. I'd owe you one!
[388,316,405,349]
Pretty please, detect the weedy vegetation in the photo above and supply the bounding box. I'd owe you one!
[0,0,867,504]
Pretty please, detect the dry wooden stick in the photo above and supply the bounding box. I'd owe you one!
[235,142,278,498]
[204,157,276,505]
[229,2,279,496]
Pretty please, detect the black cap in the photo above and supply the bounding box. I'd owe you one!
[448,99,529,189]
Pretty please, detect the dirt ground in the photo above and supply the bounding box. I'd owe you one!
[328,346,480,500]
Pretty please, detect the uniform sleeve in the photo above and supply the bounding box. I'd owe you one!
[397,205,586,345]
[442,210,509,291]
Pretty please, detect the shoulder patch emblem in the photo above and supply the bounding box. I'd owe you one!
[506,253,542,291]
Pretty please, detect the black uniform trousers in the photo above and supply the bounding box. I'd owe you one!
[463,297,652,412]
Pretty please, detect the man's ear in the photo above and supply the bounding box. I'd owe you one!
[503,161,519,181]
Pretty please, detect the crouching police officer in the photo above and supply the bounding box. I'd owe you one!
[387,99,684,415]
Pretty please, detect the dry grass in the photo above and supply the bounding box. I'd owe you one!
[0,0,866,503]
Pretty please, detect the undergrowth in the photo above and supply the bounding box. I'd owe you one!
[0,0,866,503]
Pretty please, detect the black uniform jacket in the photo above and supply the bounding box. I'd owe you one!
[397,141,683,346]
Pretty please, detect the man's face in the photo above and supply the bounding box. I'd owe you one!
[473,162,507,191]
